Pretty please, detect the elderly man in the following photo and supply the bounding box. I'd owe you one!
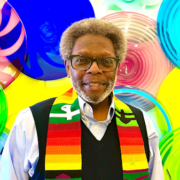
[0,18,164,180]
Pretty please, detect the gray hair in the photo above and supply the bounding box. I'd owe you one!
[60,18,127,63]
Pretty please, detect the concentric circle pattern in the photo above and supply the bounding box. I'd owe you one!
[157,0,180,68]
[114,85,155,111]
[0,0,27,89]
[8,0,95,80]
[159,128,180,179]
[92,0,162,20]
[114,85,171,140]
[102,12,174,97]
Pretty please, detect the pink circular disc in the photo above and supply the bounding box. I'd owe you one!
[102,12,174,96]
[0,1,27,89]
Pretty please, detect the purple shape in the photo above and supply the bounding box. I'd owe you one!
[136,174,150,180]
[123,168,149,173]
[55,173,71,179]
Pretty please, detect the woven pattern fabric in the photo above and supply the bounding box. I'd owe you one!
[45,89,150,180]
[114,96,149,179]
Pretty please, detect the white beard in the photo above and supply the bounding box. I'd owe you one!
[69,70,117,105]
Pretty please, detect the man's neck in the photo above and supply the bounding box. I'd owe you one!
[89,96,111,121]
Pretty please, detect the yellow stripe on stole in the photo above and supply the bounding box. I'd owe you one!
[45,162,81,170]
[122,161,149,171]
[121,154,149,170]
[122,154,148,162]
[46,154,81,163]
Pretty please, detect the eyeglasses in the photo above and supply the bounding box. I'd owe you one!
[67,55,119,72]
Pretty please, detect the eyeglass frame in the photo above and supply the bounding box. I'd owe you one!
[67,55,120,72]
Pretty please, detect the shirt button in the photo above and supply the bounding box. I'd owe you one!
[86,106,89,110]
[94,126,97,130]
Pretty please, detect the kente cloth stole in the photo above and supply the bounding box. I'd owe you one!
[45,88,150,180]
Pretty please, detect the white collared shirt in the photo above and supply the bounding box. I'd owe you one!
[0,96,164,180]
[78,95,114,141]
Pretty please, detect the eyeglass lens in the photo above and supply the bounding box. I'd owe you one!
[72,56,117,71]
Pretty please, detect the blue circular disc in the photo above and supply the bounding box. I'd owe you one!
[114,85,155,111]
[157,0,180,68]
[7,0,95,80]
[114,85,172,140]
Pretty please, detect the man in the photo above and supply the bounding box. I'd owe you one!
[0,18,164,180]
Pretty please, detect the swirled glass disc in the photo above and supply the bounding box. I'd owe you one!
[114,85,171,140]
[7,0,95,80]
[159,128,180,179]
[157,0,180,68]
[0,0,26,89]
[92,0,162,20]
[102,12,174,97]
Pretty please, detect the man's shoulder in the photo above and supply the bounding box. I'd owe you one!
[30,97,56,123]
[31,97,58,112]
[30,97,57,109]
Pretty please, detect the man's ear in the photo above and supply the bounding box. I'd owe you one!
[64,60,70,78]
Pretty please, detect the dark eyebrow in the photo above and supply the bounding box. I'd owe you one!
[101,52,112,56]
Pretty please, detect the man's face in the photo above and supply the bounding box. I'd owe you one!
[65,34,119,104]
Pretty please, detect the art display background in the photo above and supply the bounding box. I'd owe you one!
[0,0,180,179]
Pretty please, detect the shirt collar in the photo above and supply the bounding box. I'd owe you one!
[78,93,115,125]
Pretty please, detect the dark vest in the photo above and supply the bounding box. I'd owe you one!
[29,98,150,180]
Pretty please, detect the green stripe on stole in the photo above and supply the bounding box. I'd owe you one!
[45,89,150,180]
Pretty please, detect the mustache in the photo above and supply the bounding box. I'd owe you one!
[82,80,109,85]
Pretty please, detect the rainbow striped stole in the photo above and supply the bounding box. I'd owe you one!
[114,96,150,180]
[45,88,150,180]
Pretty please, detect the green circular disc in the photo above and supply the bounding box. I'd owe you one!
[0,86,8,136]
[159,128,180,179]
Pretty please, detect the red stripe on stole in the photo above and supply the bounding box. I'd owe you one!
[48,121,81,131]
[117,126,141,132]
[47,129,81,138]
[120,138,144,146]
[117,126,142,138]
[118,131,142,138]
[46,137,81,146]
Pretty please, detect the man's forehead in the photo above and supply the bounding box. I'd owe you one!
[71,33,116,57]
[76,50,112,57]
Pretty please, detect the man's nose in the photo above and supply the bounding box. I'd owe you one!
[86,61,102,74]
